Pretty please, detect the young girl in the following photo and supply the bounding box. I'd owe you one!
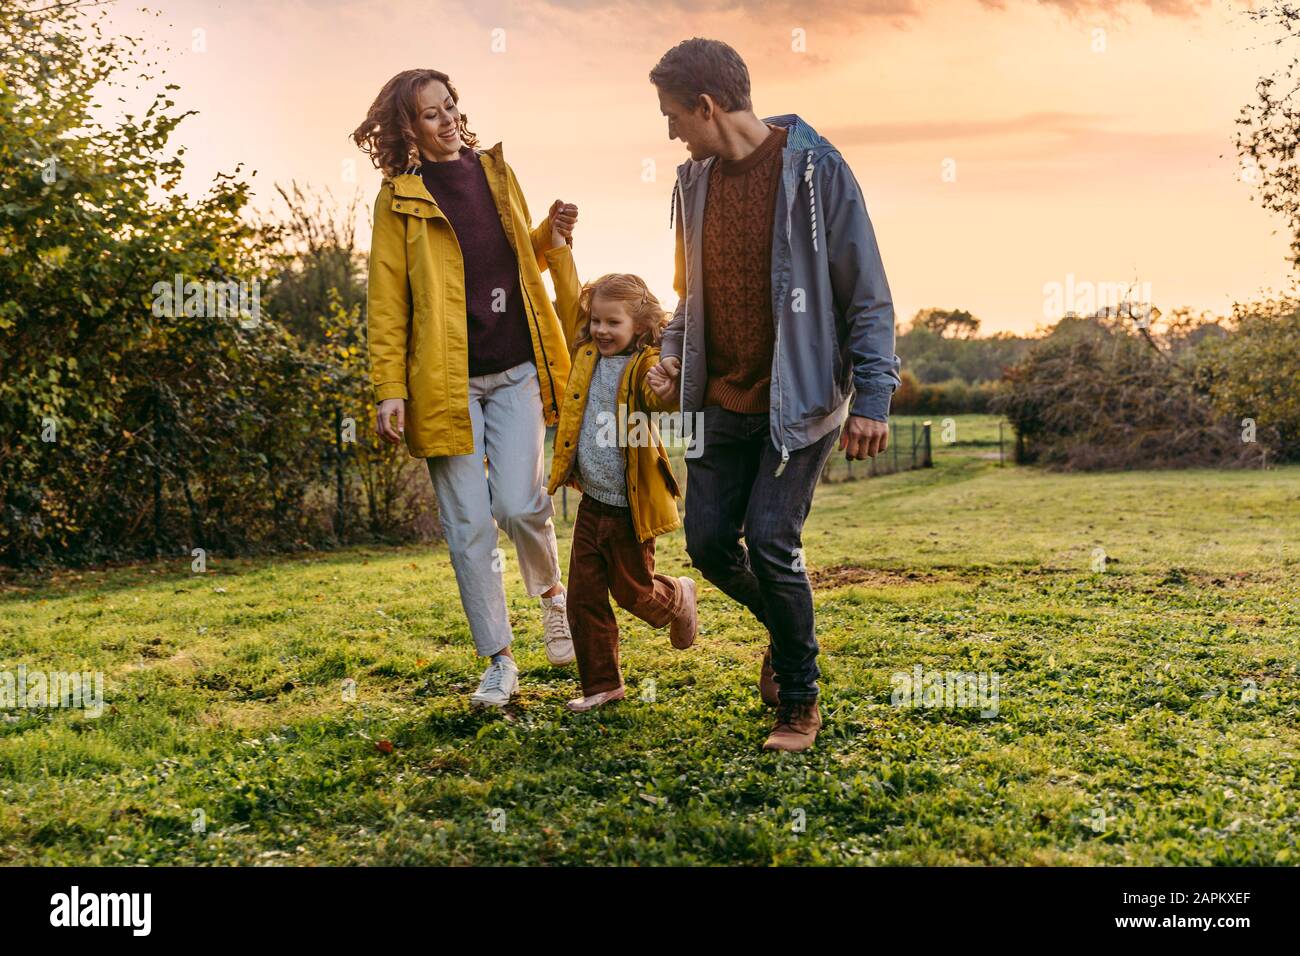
[540,227,698,712]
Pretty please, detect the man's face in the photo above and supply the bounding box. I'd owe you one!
[658,88,720,161]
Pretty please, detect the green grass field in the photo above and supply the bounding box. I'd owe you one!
[1,417,1297,865]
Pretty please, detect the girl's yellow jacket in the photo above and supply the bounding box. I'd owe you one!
[543,243,683,543]
[365,143,572,458]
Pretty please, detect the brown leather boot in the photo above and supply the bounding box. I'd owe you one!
[759,647,779,707]
[762,700,821,752]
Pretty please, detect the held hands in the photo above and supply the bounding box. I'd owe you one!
[646,356,680,402]
[376,399,406,445]
[647,361,884,459]
[548,199,578,249]
[841,415,888,460]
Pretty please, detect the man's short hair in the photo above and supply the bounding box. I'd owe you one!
[649,38,752,113]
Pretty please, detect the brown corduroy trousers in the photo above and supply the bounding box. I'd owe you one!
[566,495,684,695]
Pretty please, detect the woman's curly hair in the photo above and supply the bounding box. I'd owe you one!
[575,274,669,353]
[351,69,479,178]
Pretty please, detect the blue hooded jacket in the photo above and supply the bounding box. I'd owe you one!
[661,113,901,475]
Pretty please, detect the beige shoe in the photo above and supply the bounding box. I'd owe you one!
[565,686,626,713]
[669,576,698,649]
[541,591,575,666]
[762,700,821,752]
[759,646,779,707]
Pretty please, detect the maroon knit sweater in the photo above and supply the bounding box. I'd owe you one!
[420,148,534,377]
[700,124,787,413]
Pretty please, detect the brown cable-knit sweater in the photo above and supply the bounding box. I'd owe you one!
[700,124,787,413]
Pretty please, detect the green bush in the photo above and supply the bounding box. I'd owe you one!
[0,2,430,567]
[892,372,1000,415]
[994,324,1258,470]
[1194,297,1300,461]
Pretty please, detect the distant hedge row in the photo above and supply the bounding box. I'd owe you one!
[891,374,1000,415]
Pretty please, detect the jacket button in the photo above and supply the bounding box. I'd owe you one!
[573,393,579,399]
[564,441,570,447]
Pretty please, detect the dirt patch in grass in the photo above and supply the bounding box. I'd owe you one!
[808,565,944,590]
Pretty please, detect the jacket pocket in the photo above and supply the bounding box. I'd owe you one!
[390,197,439,219]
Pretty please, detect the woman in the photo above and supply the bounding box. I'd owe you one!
[352,69,578,707]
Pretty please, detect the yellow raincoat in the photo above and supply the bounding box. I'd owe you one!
[366,143,572,458]
[543,244,683,543]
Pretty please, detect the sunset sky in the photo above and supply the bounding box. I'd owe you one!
[100,0,1293,335]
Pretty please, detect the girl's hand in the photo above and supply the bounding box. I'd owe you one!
[548,199,578,248]
[376,398,406,445]
[646,357,679,402]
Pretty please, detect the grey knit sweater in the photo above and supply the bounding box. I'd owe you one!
[574,353,630,507]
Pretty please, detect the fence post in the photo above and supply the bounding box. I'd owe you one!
[998,421,1005,467]
[561,486,568,521]
[911,421,917,469]
[921,421,933,468]
[334,404,346,540]
[892,423,898,473]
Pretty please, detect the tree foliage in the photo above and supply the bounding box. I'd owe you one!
[995,315,1270,470]
[0,1,432,567]
[1237,3,1300,270]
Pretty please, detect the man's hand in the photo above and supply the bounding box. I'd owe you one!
[548,199,578,249]
[646,356,680,402]
[841,415,887,460]
[376,398,406,445]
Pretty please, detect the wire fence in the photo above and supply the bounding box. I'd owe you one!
[819,419,933,483]
[547,420,935,522]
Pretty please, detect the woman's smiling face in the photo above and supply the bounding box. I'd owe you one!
[414,80,463,162]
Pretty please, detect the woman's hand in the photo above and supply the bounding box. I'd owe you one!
[376,398,406,445]
[548,199,578,249]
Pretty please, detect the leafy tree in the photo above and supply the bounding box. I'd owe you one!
[910,307,981,339]
[1195,298,1299,460]
[0,0,431,566]
[996,320,1262,471]
[1,1,263,562]
[1237,3,1300,269]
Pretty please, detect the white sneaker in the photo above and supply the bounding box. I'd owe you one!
[471,655,519,708]
[541,591,575,666]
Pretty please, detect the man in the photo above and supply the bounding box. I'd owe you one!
[645,38,900,752]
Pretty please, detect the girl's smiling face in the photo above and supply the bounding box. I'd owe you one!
[587,294,636,356]
[414,80,463,162]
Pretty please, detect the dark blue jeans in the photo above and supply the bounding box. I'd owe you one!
[683,406,838,702]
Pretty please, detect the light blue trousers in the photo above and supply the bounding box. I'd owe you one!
[426,360,562,656]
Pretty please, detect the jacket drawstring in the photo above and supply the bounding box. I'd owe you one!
[804,149,817,253]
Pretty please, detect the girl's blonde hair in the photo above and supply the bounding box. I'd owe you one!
[575,274,668,352]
